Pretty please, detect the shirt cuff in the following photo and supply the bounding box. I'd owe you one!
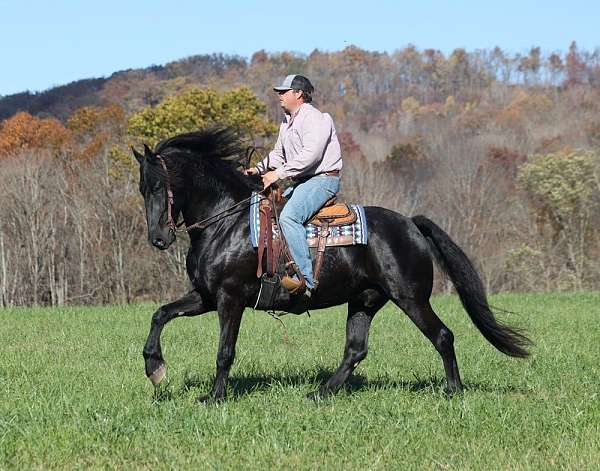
[275,167,288,179]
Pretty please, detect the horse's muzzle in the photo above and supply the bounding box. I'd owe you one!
[152,238,168,249]
[150,230,175,250]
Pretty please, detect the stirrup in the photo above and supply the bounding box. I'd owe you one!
[281,275,306,294]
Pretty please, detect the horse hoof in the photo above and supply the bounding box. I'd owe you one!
[306,391,322,402]
[148,363,167,386]
[196,394,225,404]
[197,394,211,404]
[444,386,464,397]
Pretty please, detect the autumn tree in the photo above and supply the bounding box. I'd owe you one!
[128,86,276,147]
[518,149,600,288]
[564,41,587,87]
[67,104,127,161]
[0,112,72,158]
[547,52,564,86]
[385,137,432,182]
[518,47,541,85]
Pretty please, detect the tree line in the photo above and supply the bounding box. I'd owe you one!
[0,43,599,306]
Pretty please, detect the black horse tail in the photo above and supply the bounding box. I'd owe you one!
[412,215,531,358]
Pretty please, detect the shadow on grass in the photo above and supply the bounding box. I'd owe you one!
[151,368,527,402]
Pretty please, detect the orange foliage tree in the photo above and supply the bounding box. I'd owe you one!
[0,112,72,158]
[67,105,127,161]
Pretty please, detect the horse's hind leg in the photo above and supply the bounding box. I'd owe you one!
[308,288,387,400]
[395,298,463,395]
[143,289,210,386]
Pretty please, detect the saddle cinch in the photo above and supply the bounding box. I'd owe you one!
[254,188,359,310]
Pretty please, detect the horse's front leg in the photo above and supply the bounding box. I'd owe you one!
[143,289,210,386]
[198,294,244,403]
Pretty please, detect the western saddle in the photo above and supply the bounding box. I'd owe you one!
[256,188,357,296]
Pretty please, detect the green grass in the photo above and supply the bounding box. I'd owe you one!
[1,292,599,470]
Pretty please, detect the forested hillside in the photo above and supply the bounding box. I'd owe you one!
[1,43,599,306]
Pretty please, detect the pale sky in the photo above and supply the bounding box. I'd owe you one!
[1,0,598,96]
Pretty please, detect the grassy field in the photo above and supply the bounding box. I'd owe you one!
[1,292,599,470]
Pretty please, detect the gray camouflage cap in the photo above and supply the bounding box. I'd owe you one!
[273,74,314,93]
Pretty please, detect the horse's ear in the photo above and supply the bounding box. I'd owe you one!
[131,146,144,164]
[144,144,157,164]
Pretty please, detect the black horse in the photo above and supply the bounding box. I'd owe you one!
[132,128,531,402]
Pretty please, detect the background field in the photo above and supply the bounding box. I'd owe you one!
[1,292,598,470]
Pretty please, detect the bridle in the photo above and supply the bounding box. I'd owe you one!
[154,152,268,234]
[155,154,178,232]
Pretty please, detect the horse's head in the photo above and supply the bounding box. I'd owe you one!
[132,144,178,250]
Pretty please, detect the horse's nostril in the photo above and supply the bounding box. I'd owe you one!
[152,238,166,248]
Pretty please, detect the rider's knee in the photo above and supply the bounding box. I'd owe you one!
[279,209,301,226]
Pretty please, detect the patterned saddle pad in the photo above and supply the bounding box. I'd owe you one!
[249,192,368,248]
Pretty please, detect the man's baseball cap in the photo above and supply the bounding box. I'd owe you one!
[273,74,314,93]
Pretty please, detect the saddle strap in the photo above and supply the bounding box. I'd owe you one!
[255,191,307,293]
[256,201,275,277]
[256,204,267,277]
[272,235,283,268]
[265,204,274,275]
[312,221,330,287]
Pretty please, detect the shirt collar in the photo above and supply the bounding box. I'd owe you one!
[285,102,309,125]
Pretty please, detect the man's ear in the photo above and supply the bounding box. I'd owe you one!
[132,146,144,164]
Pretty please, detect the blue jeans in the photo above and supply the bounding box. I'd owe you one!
[279,175,340,289]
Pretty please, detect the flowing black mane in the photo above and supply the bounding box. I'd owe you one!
[150,127,261,195]
[155,127,244,160]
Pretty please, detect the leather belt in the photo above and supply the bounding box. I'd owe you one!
[292,169,340,183]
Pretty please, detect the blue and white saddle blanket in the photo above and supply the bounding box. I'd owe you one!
[249,191,368,248]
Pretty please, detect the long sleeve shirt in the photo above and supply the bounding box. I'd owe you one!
[256,103,343,179]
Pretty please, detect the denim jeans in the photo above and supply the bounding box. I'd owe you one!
[279,175,340,289]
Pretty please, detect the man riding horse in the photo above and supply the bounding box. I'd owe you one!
[245,74,342,298]
[132,76,530,402]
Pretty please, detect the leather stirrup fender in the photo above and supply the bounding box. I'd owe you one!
[256,205,267,277]
[312,221,330,287]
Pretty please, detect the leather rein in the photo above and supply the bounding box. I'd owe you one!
[155,153,268,233]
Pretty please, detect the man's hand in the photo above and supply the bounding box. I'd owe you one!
[261,170,279,189]
[243,167,260,176]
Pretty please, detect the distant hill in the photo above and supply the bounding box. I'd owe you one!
[0,78,109,120]
[1,44,599,132]
[0,53,250,120]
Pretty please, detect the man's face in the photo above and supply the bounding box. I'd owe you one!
[277,89,303,114]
